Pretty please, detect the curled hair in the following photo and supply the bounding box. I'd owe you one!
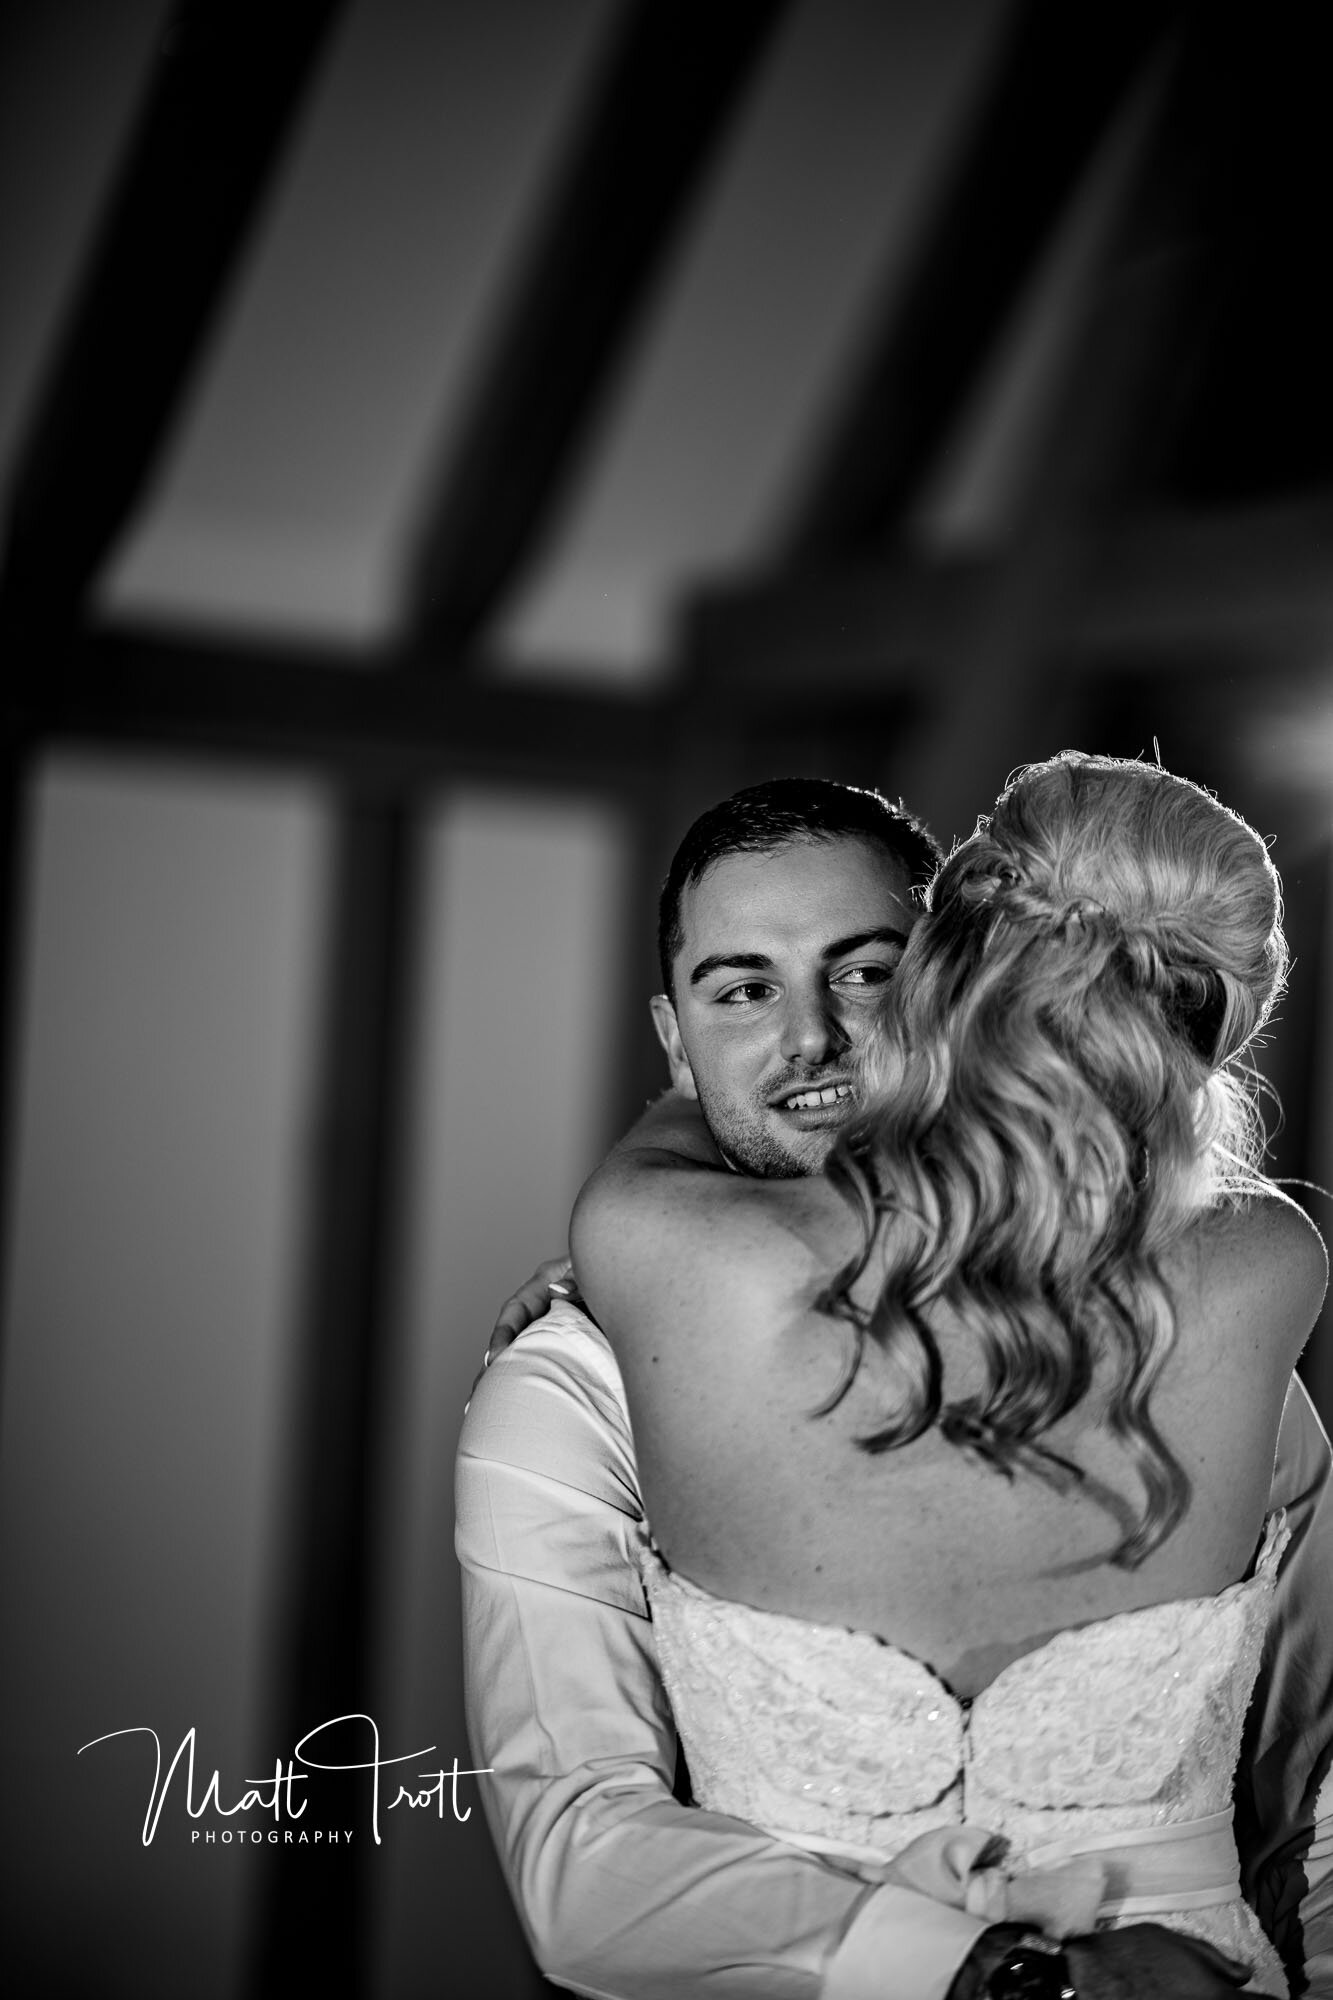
[818,751,1288,1566]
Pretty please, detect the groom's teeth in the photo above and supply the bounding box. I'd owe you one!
[783,1084,853,1110]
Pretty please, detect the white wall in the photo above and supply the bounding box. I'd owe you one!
[0,753,328,1997]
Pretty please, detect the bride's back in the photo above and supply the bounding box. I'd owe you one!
[616,1183,1323,1700]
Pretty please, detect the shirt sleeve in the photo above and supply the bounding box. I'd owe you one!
[454,1303,984,2000]
[1238,1375,1333,1997]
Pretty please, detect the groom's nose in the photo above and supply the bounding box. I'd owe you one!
[779,986,848,1066]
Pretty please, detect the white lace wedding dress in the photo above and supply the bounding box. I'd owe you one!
[644,1512,1290,1996]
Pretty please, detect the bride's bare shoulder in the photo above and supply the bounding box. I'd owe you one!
[1182,1186,1326,1265]
[571,1149,857,1335]
[1170,1190,1327,1361]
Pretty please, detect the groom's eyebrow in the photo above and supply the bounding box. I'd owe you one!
[821,926,911,959]
[688,951,772,987]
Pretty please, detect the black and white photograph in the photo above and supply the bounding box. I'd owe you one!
[1,5,1330,1997]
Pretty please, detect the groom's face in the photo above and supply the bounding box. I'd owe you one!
[651,835,916,1177]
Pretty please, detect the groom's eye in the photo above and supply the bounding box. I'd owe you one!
[716,981,777,1006]
[831,961,897,993]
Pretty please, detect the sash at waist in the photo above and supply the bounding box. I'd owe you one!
[1023,1808,1239,1918]
[759,1808,1241,1936]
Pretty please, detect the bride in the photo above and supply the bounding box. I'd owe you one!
[568,752,1328,1998]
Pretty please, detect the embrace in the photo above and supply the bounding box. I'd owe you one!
[458,755,1331,2000]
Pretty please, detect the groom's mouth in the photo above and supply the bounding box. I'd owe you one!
[769,1077,856,1129]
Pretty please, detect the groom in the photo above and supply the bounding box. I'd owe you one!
[457,779,1333,1999]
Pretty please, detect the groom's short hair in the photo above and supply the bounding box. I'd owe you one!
[657,777,941,996]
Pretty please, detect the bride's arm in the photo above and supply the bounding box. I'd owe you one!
[480,1094,731,1369]
[571,1098,838,1363]
[602,1088,726,1171]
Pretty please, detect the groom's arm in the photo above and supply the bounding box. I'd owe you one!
[1237,1372,1333,1997]
[456,1305,988,2000]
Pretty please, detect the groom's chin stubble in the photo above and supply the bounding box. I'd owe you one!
[709,1115,834,1181]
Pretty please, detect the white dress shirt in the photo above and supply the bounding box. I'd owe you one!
[456,1301,1333,1999]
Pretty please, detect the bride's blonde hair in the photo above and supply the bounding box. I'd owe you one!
[819,751,1288,1566]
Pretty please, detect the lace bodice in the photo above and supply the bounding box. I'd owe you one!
[644,1513,1291,1994]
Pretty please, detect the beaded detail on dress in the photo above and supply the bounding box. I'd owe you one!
[643,1513,1290,1995]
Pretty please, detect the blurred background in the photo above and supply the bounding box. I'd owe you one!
[1,3,1329,1995]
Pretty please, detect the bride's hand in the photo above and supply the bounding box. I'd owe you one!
[465,1258,582,1409]
[1065,1924,1251,1996]
[486,1257,580,1362]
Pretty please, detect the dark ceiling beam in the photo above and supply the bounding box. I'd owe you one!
[403,0,789,654]
[0,0,344,626]
[7,624,668,793]
[782,0,1167,564]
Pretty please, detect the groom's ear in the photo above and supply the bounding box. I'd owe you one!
[649,994,698,1100]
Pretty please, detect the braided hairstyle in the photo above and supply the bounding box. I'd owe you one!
[818,751,1288,1566]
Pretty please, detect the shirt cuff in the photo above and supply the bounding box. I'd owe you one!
[823,1882,987,2000]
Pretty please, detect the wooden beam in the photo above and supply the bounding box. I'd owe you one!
[8,622,670,793]
[782,0,1164,563]
[246,793,419,1999]
[0,0,344,625]
[403,0,789,651]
